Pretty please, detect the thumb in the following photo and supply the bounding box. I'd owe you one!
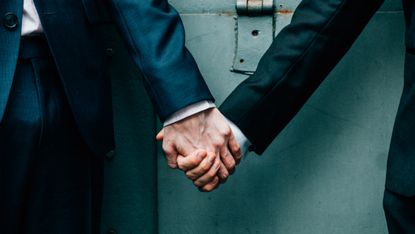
[156,129,165,141]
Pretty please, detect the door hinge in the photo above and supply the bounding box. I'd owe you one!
[236,0,274,15]
[232,0,275,75]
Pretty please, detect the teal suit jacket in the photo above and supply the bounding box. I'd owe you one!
[0,0,213,156]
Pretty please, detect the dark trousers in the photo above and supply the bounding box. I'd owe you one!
[0,37,103,234]
[384,189,415,234]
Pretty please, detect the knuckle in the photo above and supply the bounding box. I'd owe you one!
[222,127,232,137]
[175,145,184,154]
[212,140,224,149]
[233,146,241,155]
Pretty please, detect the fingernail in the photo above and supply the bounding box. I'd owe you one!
[214,176,219,184]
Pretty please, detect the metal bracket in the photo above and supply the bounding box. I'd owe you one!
[232,0,275,75]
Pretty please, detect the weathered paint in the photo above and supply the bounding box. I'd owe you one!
[158,0,403,233]
[101,0,404,233]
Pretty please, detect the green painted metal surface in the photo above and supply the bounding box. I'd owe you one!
[102,0,405,233]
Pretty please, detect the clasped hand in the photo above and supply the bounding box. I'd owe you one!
[156,108,242,192]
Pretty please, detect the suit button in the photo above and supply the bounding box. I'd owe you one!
[105,149,116,160]
[105,47,115,57]
[3,12,18,31]
[107,228,117,234]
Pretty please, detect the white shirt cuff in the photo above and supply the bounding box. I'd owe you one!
[225,118,251,157]
[163,100,216,126]
[163,100,251,156]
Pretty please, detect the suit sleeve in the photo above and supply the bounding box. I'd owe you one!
[220,0,385,154]
[108,0,214,121]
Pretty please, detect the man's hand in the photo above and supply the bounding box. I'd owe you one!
[156,108,242,186]
[177,150,222,192]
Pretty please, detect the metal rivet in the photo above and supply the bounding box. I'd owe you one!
[105,150,116,160]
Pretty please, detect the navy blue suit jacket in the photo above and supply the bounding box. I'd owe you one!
[0,0,213,156]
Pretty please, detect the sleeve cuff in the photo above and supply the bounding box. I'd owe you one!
[163,100,216,126]
[164,101,252,156]
[225,117,251,157]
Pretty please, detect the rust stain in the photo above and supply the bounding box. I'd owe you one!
[276,9,294,14]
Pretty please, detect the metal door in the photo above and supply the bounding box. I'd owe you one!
[102,0,405,233]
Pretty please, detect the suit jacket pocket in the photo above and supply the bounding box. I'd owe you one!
[82,0,112,24]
